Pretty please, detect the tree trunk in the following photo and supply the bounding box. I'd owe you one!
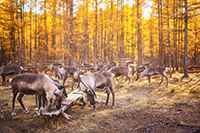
[183,0,189,78]
[20,1,24,66]
[111,0,114,64]
[85,0,89,62]
[10,5,16,64]
[70,0,74,66]
[35,0,37,70]
[44,0,48,62]
[137,0,140,66]
[52,0,56,60]
[167,0,172,77]
[93,0,98,63]
[30,4,32,62]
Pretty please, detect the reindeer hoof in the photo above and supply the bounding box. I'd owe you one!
[81,106,85,109]
[12,112,16,116]
[92,106,96,111]
[102,104,108,108]
[23,109,30,114]
[37,110,41,116]
[111,106,115,109]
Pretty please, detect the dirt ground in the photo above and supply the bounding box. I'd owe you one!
[0,72,200,133]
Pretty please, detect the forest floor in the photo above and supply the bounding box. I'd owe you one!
[0,71,200,133]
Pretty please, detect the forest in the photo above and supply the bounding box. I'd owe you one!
[0,0,199,70]
[0,0,200,132]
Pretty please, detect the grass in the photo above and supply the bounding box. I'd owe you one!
[0,72,200,132]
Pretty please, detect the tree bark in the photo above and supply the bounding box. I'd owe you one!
[137,0,141,66]
[35,0,37,70]
[167,0,172,77]
[183,0,189,78]
[93,0,98,63]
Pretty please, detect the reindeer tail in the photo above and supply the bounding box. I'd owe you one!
[166,67,170,70]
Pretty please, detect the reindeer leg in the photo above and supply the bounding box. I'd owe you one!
[43,94,47,107]
[158,76,164,86]
[163,74,168,87]
[80,95,86,109]
[103,88,110,108]
[124,75,128,83]
[12,92,18,116]
[115,77,120,85]
[35,94,38,107]
[17,93,29,114]
[92,105,96,111]
[128,76,131,86]
[110,85,115,109]
[81,101,86,109]
[1,75,6,86]
[71,78,75,91]
[148,76,152,87]
[37,94,42,116]
[77,81,80,90]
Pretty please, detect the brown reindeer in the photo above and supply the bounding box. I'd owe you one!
[11,73,66,116]
[136,66,169,87]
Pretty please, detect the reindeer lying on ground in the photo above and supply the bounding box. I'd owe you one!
[79,66,115,110]
[0,66,23,86]
[136,66,169,87]
[11,73,66,116]
[107,65,131,86]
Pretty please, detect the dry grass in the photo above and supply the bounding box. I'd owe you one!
[0,72,200,133]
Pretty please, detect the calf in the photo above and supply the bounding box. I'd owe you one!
[11,73,66,116]
[0,66,23,86]
[136,66,169,87]
[107,65,131,85]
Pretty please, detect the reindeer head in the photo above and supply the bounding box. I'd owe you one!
[53,89,66,109]
[85,88,96,105]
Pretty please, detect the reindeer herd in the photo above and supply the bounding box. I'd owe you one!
[0,62,169,117]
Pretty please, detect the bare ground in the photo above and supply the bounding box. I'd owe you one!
[0,72,200,133]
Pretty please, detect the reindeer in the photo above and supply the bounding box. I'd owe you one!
[132,63,151,76]
[0,66,23,86]
[63,66,77,75]
[11,73,66,116]
[136,66,169,87]
[71,67,86,91]
[79,66,115,110]
[55,67,68,81]
[107,65,132,86]
[71,71,81,91]
[35,76,68,107]
[63,66,77,85]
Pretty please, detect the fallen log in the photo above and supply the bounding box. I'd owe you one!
[41,89,83,118]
